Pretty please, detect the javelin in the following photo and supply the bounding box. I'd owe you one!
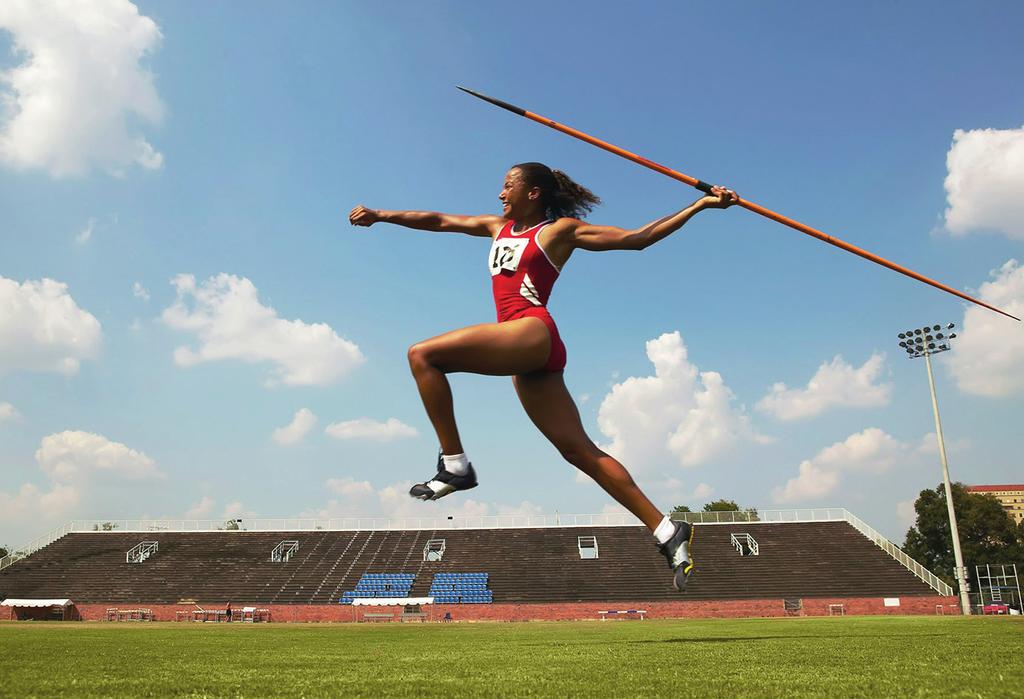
[457,86,1019,322]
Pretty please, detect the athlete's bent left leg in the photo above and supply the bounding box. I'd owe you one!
[406,317,551,501]
[513,371,695,591]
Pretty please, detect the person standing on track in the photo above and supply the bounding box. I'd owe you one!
[349,162,737,590]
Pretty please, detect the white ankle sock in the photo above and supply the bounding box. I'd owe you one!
[442,453,470,476]
[653,515,676,544]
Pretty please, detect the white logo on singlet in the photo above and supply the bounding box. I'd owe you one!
[488,237,529,276]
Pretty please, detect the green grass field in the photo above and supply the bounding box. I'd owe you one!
[1,617,1021,698]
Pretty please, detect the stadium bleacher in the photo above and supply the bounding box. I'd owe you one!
[0,521,943,608]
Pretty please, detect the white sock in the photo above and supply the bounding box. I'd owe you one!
[442,453,470,476]
[653,515,676,544]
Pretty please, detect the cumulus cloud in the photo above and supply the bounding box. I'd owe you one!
[325,417,418,442]
[915,432,969,456]
[132,281,150,301]
[756,353,892,421]
[272,408,318,446]
[0,0,164,177]
[184,495,215,519]
[596,331,767,473]
[222,501,247,519]
[36,430,161,482]
[0,430,163,544]
[943,126,1024,239]
[299,477,540,521]
[945,260,1024,397]
[162,273,365,387]
[0,276,102,376]
[0,401,19,422]
[0,482,80,526]
[772,428,905,503]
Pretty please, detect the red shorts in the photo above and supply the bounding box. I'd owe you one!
[505,307,566,372]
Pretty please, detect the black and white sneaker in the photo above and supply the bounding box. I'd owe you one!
[657,521,695,592]
[409,452,478,501]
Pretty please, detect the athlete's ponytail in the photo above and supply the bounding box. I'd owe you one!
[513,162,602,220]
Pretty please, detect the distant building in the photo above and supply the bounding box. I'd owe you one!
[967,485,1024,525]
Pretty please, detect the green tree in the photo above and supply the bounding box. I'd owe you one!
[701,499,760,521]
[702,499,741,512]
[903,482,1024,590]
[671,505,692,514]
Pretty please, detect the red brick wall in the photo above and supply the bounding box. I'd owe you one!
[70,596,958,623]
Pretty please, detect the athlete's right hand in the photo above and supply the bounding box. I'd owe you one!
[349,205,381,227]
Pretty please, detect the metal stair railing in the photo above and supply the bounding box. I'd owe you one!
[0,521,75,571]
[842,510,954,596]
[270,540,299,563]
[126,541,159,564]
[730,532,759,556]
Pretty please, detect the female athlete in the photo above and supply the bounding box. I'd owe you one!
[349,163,737,590]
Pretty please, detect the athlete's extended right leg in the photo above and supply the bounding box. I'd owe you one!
[513,371,695,590]
[511,371,662,529]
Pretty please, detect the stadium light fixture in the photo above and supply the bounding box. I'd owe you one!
[895,322,970,615]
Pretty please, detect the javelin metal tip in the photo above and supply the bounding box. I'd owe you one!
[455,85,526,117]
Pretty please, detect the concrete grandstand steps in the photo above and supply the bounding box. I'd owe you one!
[0,521,940,605]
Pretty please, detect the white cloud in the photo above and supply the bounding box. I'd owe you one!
[596,331,766,472]
[75,218,96,245]
[184,495,215,519]
[132,281,150,301]
[915,432,970,457]
[0,0,164,177]
[222,501,246,519]
[756,353,891,421]
[0,430,163,544]
[0,401,19,422]
[945,260,1024,397]
[36,430,161,482]
[0,276,102,376]
[325,417,418,442]
[943,126,1024,239]
[692,483,714,500]
[0,482,80,526]
[162,273,365,387]
[772,428,905,504]
[273,408,318,446]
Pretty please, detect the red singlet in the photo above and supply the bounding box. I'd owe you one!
[488,219,566,372]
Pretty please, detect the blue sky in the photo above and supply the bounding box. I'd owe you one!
[1,1,1022,548]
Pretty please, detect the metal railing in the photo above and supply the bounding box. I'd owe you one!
[126,541,159,564]
[841,510,954,596]
[730,532,759,556]
[0,521,75,572]
[670,508,848,524]
[53,513,646,533]
[270,540,299,563]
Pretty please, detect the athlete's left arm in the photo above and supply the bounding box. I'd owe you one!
[570,186,738,252]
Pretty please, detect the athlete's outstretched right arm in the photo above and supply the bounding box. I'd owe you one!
[349,206,503,238]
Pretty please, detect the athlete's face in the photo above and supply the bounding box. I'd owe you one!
[499,168,540,217]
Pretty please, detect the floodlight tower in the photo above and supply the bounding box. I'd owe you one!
[897,323,971,615]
